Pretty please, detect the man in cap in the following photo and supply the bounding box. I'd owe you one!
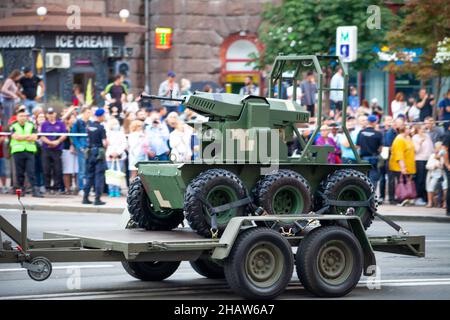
[18,67,45,115]
[356,115,383,190]
[40,107,67,194]
[9,108,43,197]
[158,71,181,115]
[82,108,108,205]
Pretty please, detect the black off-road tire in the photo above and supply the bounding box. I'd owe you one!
[224,228,294,300]
[127,177,184,231]
[190,258,225,279]
[295,226,363,297]
[122,261,181,281]
[317,169,377,229]
[252,170,312,230]
[184,169,247,237]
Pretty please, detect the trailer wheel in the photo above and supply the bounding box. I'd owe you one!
[122,261,181,281]
[317,169,376,229]
[296,226,363,297]
[184,169,247,237]
[190,257,225,279]
[224,228,293,300]
[127,177,184,231]
[253,170,312,230]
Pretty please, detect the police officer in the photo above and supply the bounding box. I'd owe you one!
[356,115,383,190]
[10,108,43,197]
[82,109,108,205]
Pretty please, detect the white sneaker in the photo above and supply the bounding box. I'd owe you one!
[414,198,427,206]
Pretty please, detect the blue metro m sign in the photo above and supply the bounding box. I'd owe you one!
[336,26,357,63]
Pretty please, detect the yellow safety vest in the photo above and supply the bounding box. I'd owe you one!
[10,122,37,154]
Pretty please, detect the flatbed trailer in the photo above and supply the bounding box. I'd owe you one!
[0,201,425,299]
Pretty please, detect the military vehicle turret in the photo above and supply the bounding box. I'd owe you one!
[128,55,376,238]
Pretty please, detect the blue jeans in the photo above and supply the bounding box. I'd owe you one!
[23,99,38,115]
[107,160,125,194]
[149,153,169,161]
[362,156,380,190]
[77,150,86,190]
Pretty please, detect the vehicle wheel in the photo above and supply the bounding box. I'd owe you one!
[295,226,363,297]
[184,169,247,237]
[317,169,376,229]
[122,260,181,281]
[127,177,184,231]
[190,257,225,279]
[224,228,294,300]
[253,170,312,230]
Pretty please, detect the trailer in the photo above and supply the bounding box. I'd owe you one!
[0,192,424,300]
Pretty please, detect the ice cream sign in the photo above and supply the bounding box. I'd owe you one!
[336,26,357,63]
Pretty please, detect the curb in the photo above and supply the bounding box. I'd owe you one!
[2,203,450,223]
[381,214,450,223]
[1,203,124,214]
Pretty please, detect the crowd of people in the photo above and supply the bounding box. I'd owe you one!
[1,66,450,214]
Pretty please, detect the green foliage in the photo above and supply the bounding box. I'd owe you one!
[385,0,450,80]
[257,0,396,70]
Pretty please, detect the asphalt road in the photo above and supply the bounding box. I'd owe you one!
[0,209,449,300]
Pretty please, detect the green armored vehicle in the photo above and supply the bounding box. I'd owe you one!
[128,55,377,238]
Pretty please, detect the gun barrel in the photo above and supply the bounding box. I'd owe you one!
[140,93,185,103]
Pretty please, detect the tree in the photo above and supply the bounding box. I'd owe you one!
[385,0,450,114]
[257,0,396,71]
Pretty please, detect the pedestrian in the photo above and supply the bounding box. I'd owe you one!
[426,142,447,208]
[62,114,78,195]
[101,74,128,118]
[442,130,450,216]
[18,67,45,115]
[127,120,146,181]
[71,106,92,192]
[158,71,181,114]
[1,69,22,127]
[391,92,407,119]
[72,84,84,107]
[34,112,46,193]
[439,89,450,131]
[424,117,444,144]
[239,76,260,96]
[179,78,192,113]
[300,71,318,117]
[105,118,127,197]
[287,80,302,104]
[406,97,420,123]
[412,124,434,206]
[417,88,434,122]
[9,108,43,197]
[348,86,360,115]
[169,119,193,162]
[143,111,170,161]
[40,108,67,194]
[389,125,416,206]
[315,125,341,164]
[329,67,344,118]
[336,117,358,164]
[356,115,383,189]
[82,108,108,205]
[378,116,393,203]
[371,98,384,119]
[0,124,7,193]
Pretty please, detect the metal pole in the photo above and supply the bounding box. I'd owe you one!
[42,47,47,104]
[144,0,151,93]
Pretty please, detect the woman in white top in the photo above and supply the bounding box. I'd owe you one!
[391,92,407,119]
[105,118,127,197]
[412,124,434,205]
[169,120,193,162]
[1,69,22,124]
[127,120,147,181]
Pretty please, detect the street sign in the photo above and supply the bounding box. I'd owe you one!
[336,26,357,62]
[155,27,172,50]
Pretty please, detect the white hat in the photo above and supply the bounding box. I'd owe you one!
[371,98,378,104]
